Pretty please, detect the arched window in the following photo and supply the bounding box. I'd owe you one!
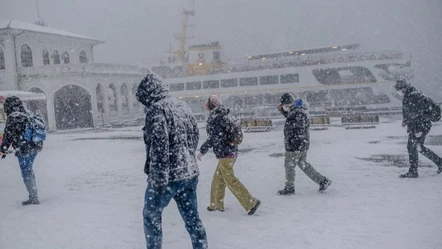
[63,52,70,64]
[43,49,50,65]
[21,45,33,67]
[0,46,5,70]
[79,50,87,63]
[52,50,60,64]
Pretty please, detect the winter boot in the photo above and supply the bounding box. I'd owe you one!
[22,199,39,206]
[319,178,332,192]
[277,187,295,196]
[248,200,261,216]
[399,171,419,178]
[207,206,224,212]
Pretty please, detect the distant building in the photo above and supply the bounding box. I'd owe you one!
[0,19,148,131]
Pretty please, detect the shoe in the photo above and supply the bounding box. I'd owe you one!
[319,178,332,192]
[207,206,224,212]
[248,200,261,216]
[277,187,295,195]
[22,199,39,205]
[399,171,419,178]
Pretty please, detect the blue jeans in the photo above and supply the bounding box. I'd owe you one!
[17,151,39,201]
[143,176,208,249]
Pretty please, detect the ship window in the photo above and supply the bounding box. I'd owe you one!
[0,46,4,70]
[20,45,33,67]
[169,83,185,92]
[213,51,221,63]
[239,77,258,87]
[43,49,50,65]
[280,73,299,84]
[221,78,238,88]
[203,80,219,89]
[186,81,201,90]
[259,75,278,85]
[312,66,376,85]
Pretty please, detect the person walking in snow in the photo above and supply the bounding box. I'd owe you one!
[197,96,261,215]
[136,74,208,249]
[277,93,331,195]
[0,96,43,205]
[395,79,442,178]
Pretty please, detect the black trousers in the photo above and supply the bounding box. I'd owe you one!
[407,131,442,173]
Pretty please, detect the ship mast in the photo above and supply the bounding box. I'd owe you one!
[170,0,195,63]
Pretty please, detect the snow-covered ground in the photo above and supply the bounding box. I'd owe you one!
[1,118,441,249]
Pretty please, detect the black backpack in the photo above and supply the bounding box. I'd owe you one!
[225,116,243,145]
[425,97,441,122]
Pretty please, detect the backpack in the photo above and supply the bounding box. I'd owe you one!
[226,115,243,145]
[24,114,47,143]
[425,97,441,122]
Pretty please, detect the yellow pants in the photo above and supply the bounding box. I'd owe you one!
[209,158,258,211]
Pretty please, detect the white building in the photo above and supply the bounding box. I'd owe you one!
[0,20,148,131]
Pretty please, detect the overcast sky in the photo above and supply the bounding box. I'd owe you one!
[1,0,441,99]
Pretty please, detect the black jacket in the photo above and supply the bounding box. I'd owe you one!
[137,74,200,187]
[0,96,42,156]
[200,105,238,159]
[402,86,432,134]
[280,104,310,152]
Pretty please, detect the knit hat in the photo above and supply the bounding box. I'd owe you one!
[205,96,221,111]
[280,93,294,105]
[394,79,409,91]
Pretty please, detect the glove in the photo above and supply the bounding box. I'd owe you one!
[277,104,283,111]
[402,121,407,127]
[415,132,423,138]
[196,152,203,161]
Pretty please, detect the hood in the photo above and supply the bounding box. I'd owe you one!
[4,96,26,116]
[136,74,170,107]
[210,104,230,117]
[404,85,418,96]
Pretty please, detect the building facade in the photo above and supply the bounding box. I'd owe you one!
[0,20,147,131]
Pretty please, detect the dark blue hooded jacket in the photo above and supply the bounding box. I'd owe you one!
[137,74,200,187]
[401,86,432,134]
[279,99,310,152]
[199,105,238,158]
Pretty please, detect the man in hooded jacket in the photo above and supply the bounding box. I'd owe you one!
[277,93,331,195]
[395,79,442,178]
[0,96,43,205]
[197,96,261,215]
[136,74,207,249]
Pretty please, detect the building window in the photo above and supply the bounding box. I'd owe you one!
[169,83,185,92]
[20,45,33,67]
[0,46,5,70]
[239,77,258,87]
[280,74,299,84]
[43,49,50,65]
[79,50,87,63]
[259,75,278,85]
[52,50,60,64]
[63,52,70,64]
[203,80,219,89]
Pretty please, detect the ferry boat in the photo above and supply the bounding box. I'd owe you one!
[151,6,412,122]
